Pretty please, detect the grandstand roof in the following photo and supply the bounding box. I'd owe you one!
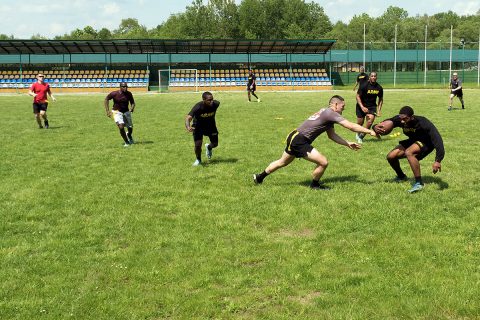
[0,39,336,55]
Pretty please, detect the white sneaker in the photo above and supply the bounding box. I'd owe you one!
[205,143,212,159]
[123,143,130,147]
[192,159,201,166]
[355,133,363,144]
[257,98,261,103]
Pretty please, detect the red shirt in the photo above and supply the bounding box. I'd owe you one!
[30,82,51,103]
[106,90,135,113]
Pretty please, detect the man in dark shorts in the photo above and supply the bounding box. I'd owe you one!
[356,71,383,144]
[247,69,260,102]
[185,91,220,166]
[353,65,368,92]
[449,72,464,110]
[28,73,56,129]
[104,82,136,147]
[374,106,444,193]
[253,95,378,189]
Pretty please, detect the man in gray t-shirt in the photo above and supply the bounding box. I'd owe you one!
[448,72,464,110]
[253,95,378,189]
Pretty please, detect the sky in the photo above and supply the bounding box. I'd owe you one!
[0,0,478,39]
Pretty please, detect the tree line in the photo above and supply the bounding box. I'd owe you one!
[1,0,479,49]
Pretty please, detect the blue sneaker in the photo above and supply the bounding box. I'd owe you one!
[408,182,424,193]
[205,143,212,159]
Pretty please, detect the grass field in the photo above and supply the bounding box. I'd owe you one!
[1,89,480,319]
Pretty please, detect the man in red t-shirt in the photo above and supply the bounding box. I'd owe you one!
[28,73,56,129]
[104,82,136,147]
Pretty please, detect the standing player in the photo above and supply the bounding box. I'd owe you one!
[247,69,260,102]
[353,65,368,92]
[104,82,136,147]
[448,72,465,110]
[185,91,220,166]
[374,106,444,193]
[253,95,377,189]
[28,73,56,129]
[355,71,383,144]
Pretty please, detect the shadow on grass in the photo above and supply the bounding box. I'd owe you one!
[423,176,449,190]
[44,126,67,130]
[133,140,154,145]
[206,158,239,164]
[297,175,366,187]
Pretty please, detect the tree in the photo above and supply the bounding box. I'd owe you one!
[114,18,149,39]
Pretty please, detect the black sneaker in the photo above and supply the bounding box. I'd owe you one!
[253,174,263,184]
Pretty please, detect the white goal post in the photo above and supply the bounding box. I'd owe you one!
[159,68,198,93]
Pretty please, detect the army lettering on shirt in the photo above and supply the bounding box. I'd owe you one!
[297,108,345,141]
[188,100,220,130]
[358,81,383,108]
[390,115,445,162]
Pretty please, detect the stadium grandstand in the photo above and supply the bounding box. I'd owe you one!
[0,39,335,93]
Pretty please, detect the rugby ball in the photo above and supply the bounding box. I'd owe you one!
[373,120,394,135]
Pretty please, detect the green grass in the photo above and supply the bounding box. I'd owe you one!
[1,89,479,319]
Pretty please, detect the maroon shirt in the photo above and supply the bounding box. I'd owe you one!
[106,90,135,113]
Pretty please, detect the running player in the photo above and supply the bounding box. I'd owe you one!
[247,69,260,102]
[353,65,368,92]
[104,82,136,147]
[28,73,56,129]
[185,91,220,166]
[355,71,383,144]
[253,95,377,189]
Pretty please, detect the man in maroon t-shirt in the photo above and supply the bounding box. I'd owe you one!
[104,82,136,147]
[28,73,56,129]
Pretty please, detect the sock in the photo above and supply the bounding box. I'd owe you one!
[44,120,49,127]
[257,170,269,181]
[120,128,129,143]
[415,176,423,185]
[310,179,321,187]
[358,133,365,139]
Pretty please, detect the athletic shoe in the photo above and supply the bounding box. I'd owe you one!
[253,174,263,184]
[257,98,261,103]
[205,143,212,159]
[192,159,201,166]
[38,125,44,129]
[356,133,363,144]
[462,106,465,109]
[128,137,135,144]
[448,106,452,111]
[123,143,130,147]
[45,124,49,129]
[408,182,424,193]
[393,175,408,183]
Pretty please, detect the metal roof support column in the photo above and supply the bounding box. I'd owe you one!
[209,53,212,89]
[104,53,108,92]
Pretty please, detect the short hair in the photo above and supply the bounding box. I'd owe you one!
[453,72,458,76]
[369,71,377,76]
[399,106,414,116]
[202,91,213,100]
[329,95,344,104]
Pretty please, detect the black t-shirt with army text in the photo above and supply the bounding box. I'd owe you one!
[188,100,220,131]
[390,115,445,162]
[358,81,383,108]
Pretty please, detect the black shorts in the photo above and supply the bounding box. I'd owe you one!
[193,129,218,143]
[399,139,434,160]
[356,103,377,118]
[451,89,463,98]
[284,130,313,158]
[33,102,48,114]
[247,84,256,92]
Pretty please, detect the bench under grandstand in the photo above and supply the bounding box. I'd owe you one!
[168,68,331,91]
[0,69,149,92]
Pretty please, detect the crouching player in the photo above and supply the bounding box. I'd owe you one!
[374,106,444,193]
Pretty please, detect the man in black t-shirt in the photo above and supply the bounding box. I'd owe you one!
[185,91,220,166]
[247,69,260,102]
[374,106,444,193]
[355,71,383,143]
[104,82,136,147]
[353,66,368,92]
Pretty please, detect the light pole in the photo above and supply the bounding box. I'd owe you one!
[460,37,465,80]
